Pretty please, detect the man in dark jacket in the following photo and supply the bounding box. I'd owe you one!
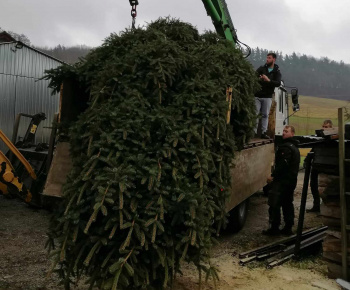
[255,53,282,139]
[263,125,300,236]
[306,119,333,213]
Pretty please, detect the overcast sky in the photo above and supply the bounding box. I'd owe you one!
[1,0,349,63]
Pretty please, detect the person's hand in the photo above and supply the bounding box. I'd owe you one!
[267,176,274,184]
[260,74,270,82]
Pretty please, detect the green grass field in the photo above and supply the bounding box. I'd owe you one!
[288,95,349,136]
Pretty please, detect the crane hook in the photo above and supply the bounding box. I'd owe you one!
[129,0,139,29]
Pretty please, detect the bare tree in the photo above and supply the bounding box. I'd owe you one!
[0,27,31,45]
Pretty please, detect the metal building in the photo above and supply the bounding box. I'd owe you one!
[0,41,63,151]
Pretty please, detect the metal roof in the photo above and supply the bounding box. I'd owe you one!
[0,41,66,64]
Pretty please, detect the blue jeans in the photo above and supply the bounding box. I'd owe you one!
[255,97,272,134]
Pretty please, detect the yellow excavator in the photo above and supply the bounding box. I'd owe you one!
[0,127,37,204]
[0,112,59,207]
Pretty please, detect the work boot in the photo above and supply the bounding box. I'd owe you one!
[306,206,320,213]
[280,227,293,236]
[261,133,270,139]
[262,227,280,236]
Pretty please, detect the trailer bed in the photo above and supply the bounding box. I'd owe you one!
[226,138,274,211]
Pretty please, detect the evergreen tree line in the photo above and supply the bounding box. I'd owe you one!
[247,47,350,100]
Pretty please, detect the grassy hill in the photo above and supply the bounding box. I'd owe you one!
[289,95,349,136]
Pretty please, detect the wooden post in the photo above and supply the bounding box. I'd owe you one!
[295,152,314,256]
[339,107,348,281]
[267,95,276,138]
[226,87,232,124]
[59,83,63,123]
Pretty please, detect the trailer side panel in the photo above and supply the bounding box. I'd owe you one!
[226,142,274,211]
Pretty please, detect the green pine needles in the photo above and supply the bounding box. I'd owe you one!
[46,18,259,289]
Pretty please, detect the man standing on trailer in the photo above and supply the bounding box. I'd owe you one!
[263,125,300,236]
[306,119,334,213]
[255,52,282,139]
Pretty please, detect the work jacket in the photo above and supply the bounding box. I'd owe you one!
[272,138,300,185]
[255,64,282,98]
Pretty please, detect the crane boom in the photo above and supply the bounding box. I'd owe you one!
[201,0,237,46]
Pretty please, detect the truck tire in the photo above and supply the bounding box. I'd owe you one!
[227,199,249,232]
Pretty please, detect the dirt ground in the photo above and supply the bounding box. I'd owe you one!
[0,171,341,290]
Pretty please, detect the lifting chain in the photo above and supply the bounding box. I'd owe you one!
[129,0,139,29]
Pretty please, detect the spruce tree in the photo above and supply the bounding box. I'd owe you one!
[46,18,259,289]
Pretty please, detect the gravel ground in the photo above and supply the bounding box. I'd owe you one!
[0,171,340,290]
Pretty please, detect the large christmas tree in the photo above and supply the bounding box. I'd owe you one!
[46,18,259,289]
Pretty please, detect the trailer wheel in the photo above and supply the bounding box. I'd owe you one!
[227,199,249,232]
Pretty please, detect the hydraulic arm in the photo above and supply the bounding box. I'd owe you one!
[201,0,238,45]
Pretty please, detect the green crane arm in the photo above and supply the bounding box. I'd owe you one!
[201,0,237,46]
[128,0,237,46]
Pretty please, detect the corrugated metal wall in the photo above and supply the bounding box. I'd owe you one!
[0,42,62,151]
